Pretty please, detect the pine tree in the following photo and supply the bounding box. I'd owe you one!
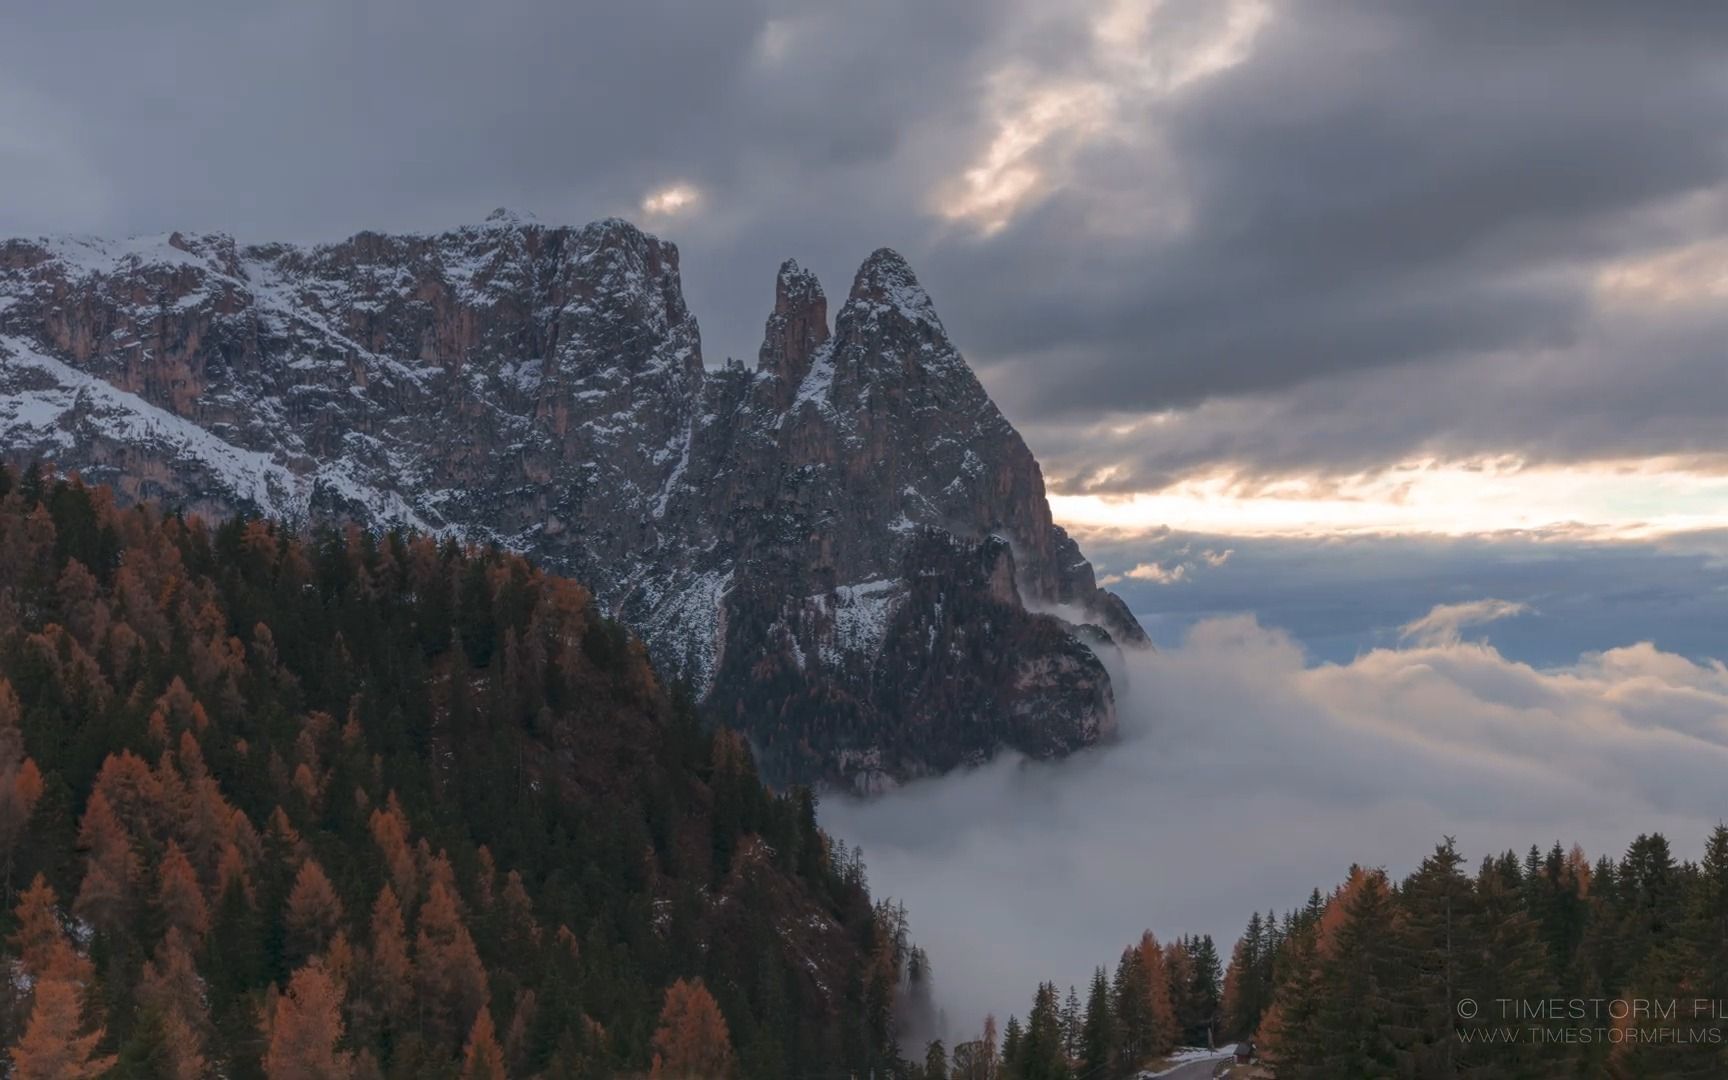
[1185,935,1223,1047]
[1061,984,1082,1061]
[1163,937,1197,1048]
[1080,967,1117,1077]
[1686,825,1728,1005]
[1223,912,1275,1041]
[1018,983,1071,1080]
[1257,918,1320,1076]
[925,1038,949,1080]
[1310,869,1401,1078]
[1391,839,1474,1076]
[1001,1013,1023,1074]
[1620,833,1681,971]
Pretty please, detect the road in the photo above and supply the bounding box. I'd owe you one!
[1149,1052,1235,1079]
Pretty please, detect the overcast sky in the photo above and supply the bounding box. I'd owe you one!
[6,0,1727,536]
[9,0,1728,1036]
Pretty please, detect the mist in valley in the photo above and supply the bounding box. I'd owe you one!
[822,604,1728,1038]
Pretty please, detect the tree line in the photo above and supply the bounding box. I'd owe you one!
[905,932,1224,1079]
[1234,832,1728,1077]
[968,828,1728,1078]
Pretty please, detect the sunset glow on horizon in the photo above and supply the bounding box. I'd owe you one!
[1050,456,1728,540]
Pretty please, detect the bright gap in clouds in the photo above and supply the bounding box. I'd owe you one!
[1050,457,1728,539]
[821,608,1728,1039]
[640,182,701,219]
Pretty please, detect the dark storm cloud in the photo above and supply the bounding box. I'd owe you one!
[0,0,990,237]
[3,0,1725,484]
[931,2,1728,484]
[0,0,1009,366]
[952,1,1728,415]
[1020,297,1728,492]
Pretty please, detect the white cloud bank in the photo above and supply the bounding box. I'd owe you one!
[821,607,1728,1037]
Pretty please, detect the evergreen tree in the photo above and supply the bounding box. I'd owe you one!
[1001,1014,1023,1075]
[1080,967,1117,1078]
[1390,839,1473,1076]
[1112,946,1151,1070]
[1311,870,1401,1078]
[1184,935,1223,1047]
[1061,984,1082,1061]
[924,1039,949,1080]
[1018,983,1071,1080]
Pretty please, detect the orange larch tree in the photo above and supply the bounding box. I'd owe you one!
[650,978,735,1080]
[8,977,116,1080]
[414,880,490,1046]
[367,884,414,1031]
[0,678,45,897]
[263,959,353,1080]
[72,787,142,935]
[156,840,210,940]
[460,1006,507,1080]
[368,795,419,910]
[285,857,345,962]
[1137,931,1180,1056]
[10,874,64,979]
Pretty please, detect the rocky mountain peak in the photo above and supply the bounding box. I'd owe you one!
[774,257,826,313]
[758,258,830,395]
[843,246,943,334]
[0,215,1147,789]
[483,206,540,227]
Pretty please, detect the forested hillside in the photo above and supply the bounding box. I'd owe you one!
[1232,831,1728,1078]
[959,830,1728,1079]
[0,465,914,1078]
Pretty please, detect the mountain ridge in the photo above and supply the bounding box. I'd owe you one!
[0,215,1146,788]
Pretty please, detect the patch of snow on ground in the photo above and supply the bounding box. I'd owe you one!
[637,569,733,692]
[824,579,902,665]
[0,336,304,518]
[1138,1047,1237,1078]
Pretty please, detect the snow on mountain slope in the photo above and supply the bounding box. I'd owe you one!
[0,216,1146,787]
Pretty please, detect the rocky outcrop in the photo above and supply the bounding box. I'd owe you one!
[0,214,1147,788]
[758,259,829,406]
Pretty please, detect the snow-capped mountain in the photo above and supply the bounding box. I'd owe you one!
[0,212,1145,788]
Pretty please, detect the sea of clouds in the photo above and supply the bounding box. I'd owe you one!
[822,603,1728,1038]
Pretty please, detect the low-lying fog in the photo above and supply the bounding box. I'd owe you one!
[822,602,1728,1037]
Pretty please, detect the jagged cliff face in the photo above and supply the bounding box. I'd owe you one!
[0,211,1146,788]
